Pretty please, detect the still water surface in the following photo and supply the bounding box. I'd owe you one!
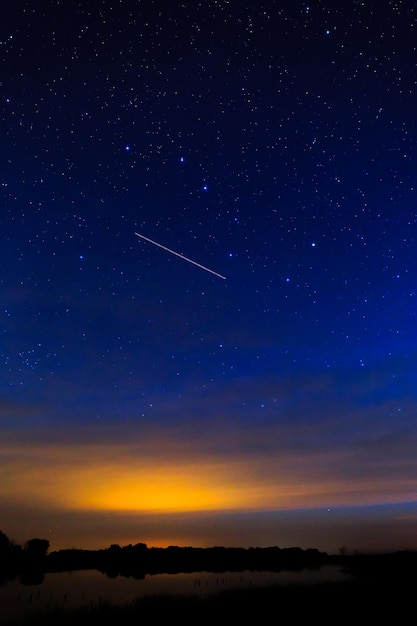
[0,566,351,621]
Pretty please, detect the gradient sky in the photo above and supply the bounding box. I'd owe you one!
[1,1,417,555]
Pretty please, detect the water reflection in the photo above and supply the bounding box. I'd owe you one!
[0,566,351,622]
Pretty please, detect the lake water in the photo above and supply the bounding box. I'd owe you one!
[0,565,351,622]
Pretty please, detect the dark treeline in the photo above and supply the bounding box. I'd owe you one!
[0,531,50,586]
[1,529,330,580]
[2,529,417,585]
[48,543,330,578]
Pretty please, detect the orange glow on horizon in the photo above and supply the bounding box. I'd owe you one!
[74,464,253,512]
[1,439,416,520]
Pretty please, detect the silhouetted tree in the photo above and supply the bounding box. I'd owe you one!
[0,530,11,554]
[24,538,50,559]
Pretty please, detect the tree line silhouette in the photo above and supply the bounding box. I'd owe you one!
[0,531,50,585]
[2,529,416,586]
[1,530,331,582]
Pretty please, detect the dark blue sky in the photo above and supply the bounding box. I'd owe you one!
[1,1,417,554]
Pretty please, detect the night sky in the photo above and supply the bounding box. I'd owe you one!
[1,1,417,555]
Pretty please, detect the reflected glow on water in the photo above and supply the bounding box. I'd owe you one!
[0,566,351,621]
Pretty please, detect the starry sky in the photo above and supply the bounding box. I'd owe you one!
[1,0,417,555]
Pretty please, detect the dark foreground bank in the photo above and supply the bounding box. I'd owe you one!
[1,578,414,626]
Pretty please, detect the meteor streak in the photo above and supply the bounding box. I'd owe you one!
[135,232,226,280]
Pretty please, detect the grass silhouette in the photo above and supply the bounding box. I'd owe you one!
[1,578,413,625]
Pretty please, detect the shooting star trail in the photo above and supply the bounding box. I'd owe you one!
[135,232,226,280]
